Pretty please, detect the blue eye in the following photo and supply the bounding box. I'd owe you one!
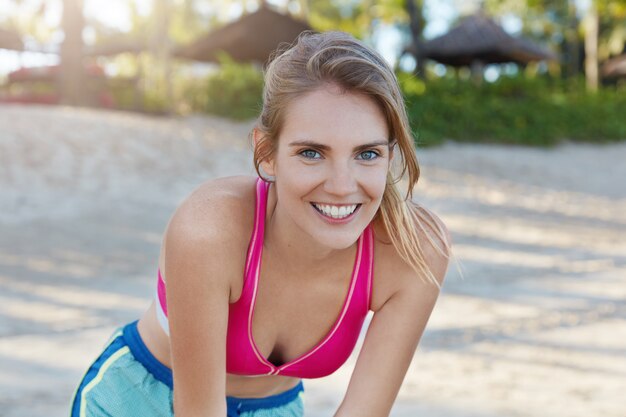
[357,150,380,161]
[300,149,321,159]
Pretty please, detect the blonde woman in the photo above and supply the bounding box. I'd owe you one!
[70,31,451,417]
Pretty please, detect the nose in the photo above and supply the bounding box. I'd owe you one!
[323,160,358,197]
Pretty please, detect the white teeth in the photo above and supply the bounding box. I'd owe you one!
[313,203,358,219]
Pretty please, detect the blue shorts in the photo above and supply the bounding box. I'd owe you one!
[70,321,305,417]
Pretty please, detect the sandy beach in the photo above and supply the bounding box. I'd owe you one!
[0,104,624,417]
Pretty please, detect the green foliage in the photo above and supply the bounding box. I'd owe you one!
[308,0,409,39]
[193,53,264,121]
[142,88,169,114]
[399,74,626,147]
[483,0,626,75]
[107,80,137,110]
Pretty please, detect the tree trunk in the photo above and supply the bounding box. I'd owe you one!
[584,0,599,91]
[150,0,172,113]
[405,0,425,79]
[470,60,484,86]
[59,0,85,106]
[567,0,580,79]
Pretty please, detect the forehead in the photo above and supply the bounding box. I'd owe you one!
[279,85,389,145]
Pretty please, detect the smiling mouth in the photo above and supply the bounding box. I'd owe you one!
[311,203,361,219]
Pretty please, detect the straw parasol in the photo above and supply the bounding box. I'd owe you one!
[84,36,147,57]
[421,12,555,67]
[601,53,626,79]
[0,27,23,51]
[173,4,312,64]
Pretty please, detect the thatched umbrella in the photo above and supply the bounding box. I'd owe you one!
[601,53,626,79]
[421,12,555,67]
[84,37,147,57]
[173,4,312,64]
[0,28,23,51]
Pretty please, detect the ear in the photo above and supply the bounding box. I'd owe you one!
[253,128,276,177]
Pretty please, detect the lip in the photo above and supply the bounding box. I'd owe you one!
[310,203,361,224]
[312,202,359,206]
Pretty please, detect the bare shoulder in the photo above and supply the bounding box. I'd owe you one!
[159,176,257,290]
[168,175,257,235]
[370,203,452,311]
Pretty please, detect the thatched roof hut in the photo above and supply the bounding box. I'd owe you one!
[0,28,23,51]
[173,4,312,64]
[601,53,626,79]
[421,12,555,67]
[84,36,147,57]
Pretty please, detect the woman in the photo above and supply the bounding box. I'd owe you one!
[70,31,451,417]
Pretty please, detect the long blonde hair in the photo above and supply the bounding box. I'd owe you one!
[253,31,450,286]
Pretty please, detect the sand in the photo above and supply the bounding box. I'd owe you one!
[0,104,624,417]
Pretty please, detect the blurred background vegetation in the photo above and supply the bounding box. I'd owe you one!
[0,0,625,146]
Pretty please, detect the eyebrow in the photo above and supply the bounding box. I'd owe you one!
[288,140,390,152]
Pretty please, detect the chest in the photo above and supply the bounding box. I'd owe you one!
[226,228,401,371]
[249,254,356,367]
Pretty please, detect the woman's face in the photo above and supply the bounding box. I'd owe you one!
[260,84,392,251]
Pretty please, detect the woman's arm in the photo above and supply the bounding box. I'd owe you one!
[334,213,451,417]
[164,192,242,417]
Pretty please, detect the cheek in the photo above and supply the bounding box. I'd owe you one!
[370,183,387,205]
[274,163,318,205]
[359,165,389,193]
[276,159,316,187]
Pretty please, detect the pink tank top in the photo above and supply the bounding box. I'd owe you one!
[156,177,374,378]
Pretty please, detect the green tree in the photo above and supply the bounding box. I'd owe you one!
[6,0,56,43]
[597,0,626,60]
[484,0,626,89]
[304,0,408,40]
[484,0,579,78]
[404,0,426,78]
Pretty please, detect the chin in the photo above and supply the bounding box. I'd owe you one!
[309,227,364,250]
[305,205,376,250]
